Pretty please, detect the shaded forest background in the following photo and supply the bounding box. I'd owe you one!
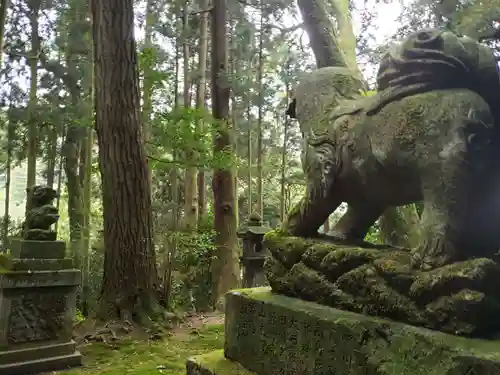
[0,0,498,321]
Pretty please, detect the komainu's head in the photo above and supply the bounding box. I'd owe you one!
[288,66,365,135]
[27,185,58,208]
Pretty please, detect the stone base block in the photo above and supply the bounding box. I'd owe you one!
[0,340,81,375]
[7,238,66,259]
[186,350,255,375]
[224,287,500,375]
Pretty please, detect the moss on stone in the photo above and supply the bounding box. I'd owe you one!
[288,262,352,306]
[265,235,500,337]
[373,251,415,293]
[225,288,500,375]
[263,230,314,267]
[409,258,500,303]
[0,252,13,273]
[425,289,500,336]
[263,256,294,296]
[186,350,256,375]
[320,247,382,280]
[301,243,331,269]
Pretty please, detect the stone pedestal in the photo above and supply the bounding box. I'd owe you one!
[187,287,500,375]
[0,239,82,374]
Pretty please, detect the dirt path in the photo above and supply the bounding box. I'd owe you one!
[170,312,225,339]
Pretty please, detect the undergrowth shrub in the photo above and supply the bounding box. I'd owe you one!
[167,217,216,312]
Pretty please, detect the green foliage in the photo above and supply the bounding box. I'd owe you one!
[359,89,377,97]
[0,250,12,273]
[151,107,235,172]
[74,309,85,324]
[167,226,216,312]
[139,46,173,87]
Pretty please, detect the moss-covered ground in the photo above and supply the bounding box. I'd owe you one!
[57,321,224,375]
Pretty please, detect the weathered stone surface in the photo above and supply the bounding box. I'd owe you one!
[0,269,81,288]
[224,288,500,375]
[0,239,81,374]
[265,231,500,337]
[23,185,59,241]
[186,350,256,375]
[10,258,74,271]
[0,340,77,364]
[7,290,68,344]
[7,238,66,259]
[283,28,500,271]
[0,351,82,375]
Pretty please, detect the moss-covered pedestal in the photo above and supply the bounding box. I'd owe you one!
[264,231,500,338]
[188,287,500,375]
[0,238,82,375]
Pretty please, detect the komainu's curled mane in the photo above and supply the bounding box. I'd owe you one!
[368,29,500,118]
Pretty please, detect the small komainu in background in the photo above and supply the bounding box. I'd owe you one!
[24,185,59,241]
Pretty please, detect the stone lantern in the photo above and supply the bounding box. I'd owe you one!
[237,213,271,288]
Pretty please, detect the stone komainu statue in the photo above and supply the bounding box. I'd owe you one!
[285,29,500,269]
[265,29,500,338]
[24,185,59,241]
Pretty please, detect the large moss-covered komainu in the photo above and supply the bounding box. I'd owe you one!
[266,29,500,337]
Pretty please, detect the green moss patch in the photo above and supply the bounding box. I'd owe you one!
[55,324,224,375]
[186,350,256,375]
[225,288,500,375]
[264,234,500,337]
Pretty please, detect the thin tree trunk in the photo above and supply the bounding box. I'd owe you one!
[26,0,40,214]
[195,0,209,226]
[164,31,181,309]
[142,0,156,189]
[211,0,240,309]
[229,22,239,227]
[91,0,158,320]
[183,0,198,231]
[246,102,252,214]
[45,124,58,187]
[279,82,290,222]
[64,0,86,266]
[0,0,10,67]
[54,134,65,234]
[255,3,264,218]
[80,10,94,316]
[3,102,13,249]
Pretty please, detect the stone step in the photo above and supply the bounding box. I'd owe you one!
[0,340,77,365]
[0,351,82,375]
[186,350,256,375]
[224,287,500,375]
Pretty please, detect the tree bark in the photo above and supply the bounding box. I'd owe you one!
[255,2,264,218]
[91,0,158,320]
[0,0,9,67]
[80,7,94,316]
[3,103,13,249]
[211,0,240,308]
[26,0,40,214]
[195,0,209,225]
[142,0,157,189]
[45,123,58,188]
[280,79,291,222]
[183,0,199,231]
[246,94,252,214]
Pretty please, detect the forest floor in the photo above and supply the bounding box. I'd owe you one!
[55,312,225,375]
